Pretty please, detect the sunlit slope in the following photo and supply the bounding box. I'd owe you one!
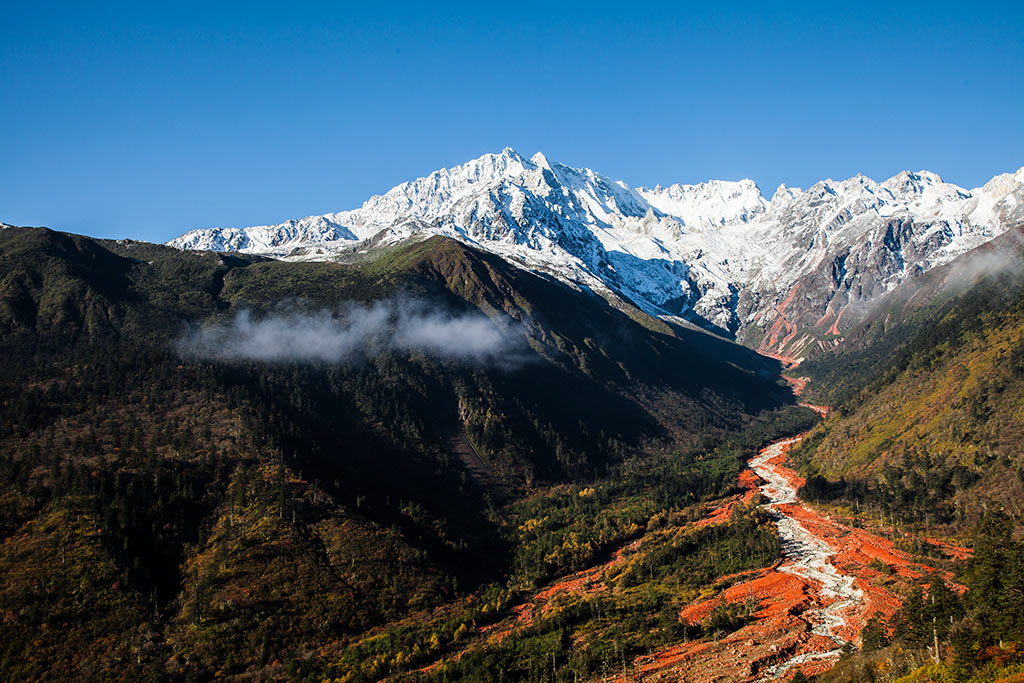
[792,228,1024,526]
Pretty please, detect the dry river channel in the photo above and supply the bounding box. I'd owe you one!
[748,437,864,679]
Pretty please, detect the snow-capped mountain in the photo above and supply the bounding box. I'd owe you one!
[169,149,1024,358]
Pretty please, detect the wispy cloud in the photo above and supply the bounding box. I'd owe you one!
[177,298,528,367]
[940,229,1024,290]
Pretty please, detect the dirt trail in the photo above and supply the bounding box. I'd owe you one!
[448,430,506,492]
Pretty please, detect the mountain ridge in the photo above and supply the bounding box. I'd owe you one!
[167,150,1024,358]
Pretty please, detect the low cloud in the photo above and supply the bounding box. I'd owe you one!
[177,298,528,367]
[941,230,1024,291]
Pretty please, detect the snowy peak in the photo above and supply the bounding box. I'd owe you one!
[530,151,551,169]
[167,151,1024,357]
[884,169,944,189]
[171,214,357,253]
[637,179,767,228]
[312,148,651,244]
[982,165,1024,195]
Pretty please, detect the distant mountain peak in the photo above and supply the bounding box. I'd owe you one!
[168,152,1024,357]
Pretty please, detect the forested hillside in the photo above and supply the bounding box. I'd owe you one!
[8,221,1022,681]
[0,225,805,680]
[787,229,1024,681]
[792,227,1024,528]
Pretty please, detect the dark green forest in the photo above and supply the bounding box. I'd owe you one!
[4,224,1023,681]
[0,226,805,680]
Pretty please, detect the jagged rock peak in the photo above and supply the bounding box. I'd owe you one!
[167,151,1024,355]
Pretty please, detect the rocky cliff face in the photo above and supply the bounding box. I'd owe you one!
[169,150,1024,359]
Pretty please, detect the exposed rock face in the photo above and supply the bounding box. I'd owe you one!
[169,150,1024,358]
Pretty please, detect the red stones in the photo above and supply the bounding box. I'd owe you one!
[622,434,968,682]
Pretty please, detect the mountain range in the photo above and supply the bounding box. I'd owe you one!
[5,151,1024,682]
[169,149,1024,358]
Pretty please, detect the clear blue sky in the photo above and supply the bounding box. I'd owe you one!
[2,1,1022,243]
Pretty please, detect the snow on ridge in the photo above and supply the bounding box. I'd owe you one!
[637,178,768,228]
[166,150,1024,343]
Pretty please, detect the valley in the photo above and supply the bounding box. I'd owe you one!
[645,433,960,682]
[603,429,963,683]
[379,417,966,683]
[2,196,1023,682]
[4,3,1023,680]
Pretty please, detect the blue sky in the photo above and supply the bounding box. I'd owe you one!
[2,1,1022,243]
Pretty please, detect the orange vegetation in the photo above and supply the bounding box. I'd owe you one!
[694,469,762,529]
[615,436,967,683]
[924,537,972,561]
[395,405,967,682]
[826,306,845,336]
[785,374,810,394]
[799,402,831,417]
[481,539,643,645]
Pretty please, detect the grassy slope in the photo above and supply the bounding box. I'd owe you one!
[791,231,1024,529]
[787,232,1024,682]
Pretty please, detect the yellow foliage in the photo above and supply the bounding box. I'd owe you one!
[519,517,546,534]
[893,662,955,683]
